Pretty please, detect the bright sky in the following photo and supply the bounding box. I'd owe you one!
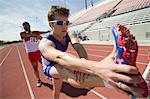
[0,0,101,41]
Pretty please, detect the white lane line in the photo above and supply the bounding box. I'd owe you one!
[86,87,107,99]
[90,89,107,99]
[142,62,150,81]
[0,47,13,67]
[17,45,35,99]
[136,62,147,65]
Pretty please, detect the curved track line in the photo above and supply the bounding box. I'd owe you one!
[88,88,107,99]
[17,45,35,99]
[0,47,13,67]
[136,62,147,65]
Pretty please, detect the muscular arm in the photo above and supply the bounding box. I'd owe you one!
[39,38,137,75]
[68,31,88,59]
[39,38,93,74]
[72,43,88,59]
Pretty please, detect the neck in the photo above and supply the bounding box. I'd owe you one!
[25,30,31,33]
[52,31,65,40]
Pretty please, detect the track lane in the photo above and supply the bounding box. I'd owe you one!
[0,45,12,64]
[17,45,35,99]
[17,44,54,98]
[0,44,31,99]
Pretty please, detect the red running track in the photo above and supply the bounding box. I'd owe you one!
[0,43,149,99]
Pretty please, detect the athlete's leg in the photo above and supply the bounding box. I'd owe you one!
[31,61,42,87]
[28,51,42,86]
[48,64,104,99]
[31,61,40,79]
[37,50,42,64]
[45,64,64,99]
[53,78,63,99]
[28,51,41,80]
[50,64,104,89]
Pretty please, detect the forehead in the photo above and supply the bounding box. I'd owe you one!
[54,13,68,21]
[23,23,30,26]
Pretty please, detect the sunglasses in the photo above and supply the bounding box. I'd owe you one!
[50,20,69,26]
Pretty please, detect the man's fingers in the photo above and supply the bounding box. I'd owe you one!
[119,83,144,97]
[106,71,142,84]
[102,73,143,96]
[105,80,129,95]
[113,64,138,74]
[110,73,137,84]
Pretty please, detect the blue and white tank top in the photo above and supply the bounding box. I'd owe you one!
[41,33,70,69]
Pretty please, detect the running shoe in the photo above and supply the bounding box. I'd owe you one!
[112,24,148,98]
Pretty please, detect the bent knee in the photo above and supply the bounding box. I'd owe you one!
[50,66,63,78]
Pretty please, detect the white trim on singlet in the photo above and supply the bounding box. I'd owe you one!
[23,36,39,53]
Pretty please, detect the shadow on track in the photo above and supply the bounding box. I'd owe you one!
[42,81,90,97]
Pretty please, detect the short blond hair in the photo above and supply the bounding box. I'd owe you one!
[48,5,70,21]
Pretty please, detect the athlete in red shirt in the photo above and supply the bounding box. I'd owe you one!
[20,21,49,87]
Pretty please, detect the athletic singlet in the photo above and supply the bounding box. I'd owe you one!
[41,33,70,70]
[23,34,39,53]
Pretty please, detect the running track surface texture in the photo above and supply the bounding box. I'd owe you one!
[0,43,149,99]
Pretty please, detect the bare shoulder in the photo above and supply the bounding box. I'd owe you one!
[20,31,26,39]
[40,38,53,46]
[39,38,55,50]
[20,31,25,35]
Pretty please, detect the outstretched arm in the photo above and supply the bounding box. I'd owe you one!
[39,37,138,78]
[33,30,50,35]
[39,38,91,73]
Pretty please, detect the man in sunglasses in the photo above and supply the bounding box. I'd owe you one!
[20,21,50,87]
[39,6,146,99]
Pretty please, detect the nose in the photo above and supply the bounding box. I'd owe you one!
[61,24,68,29]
